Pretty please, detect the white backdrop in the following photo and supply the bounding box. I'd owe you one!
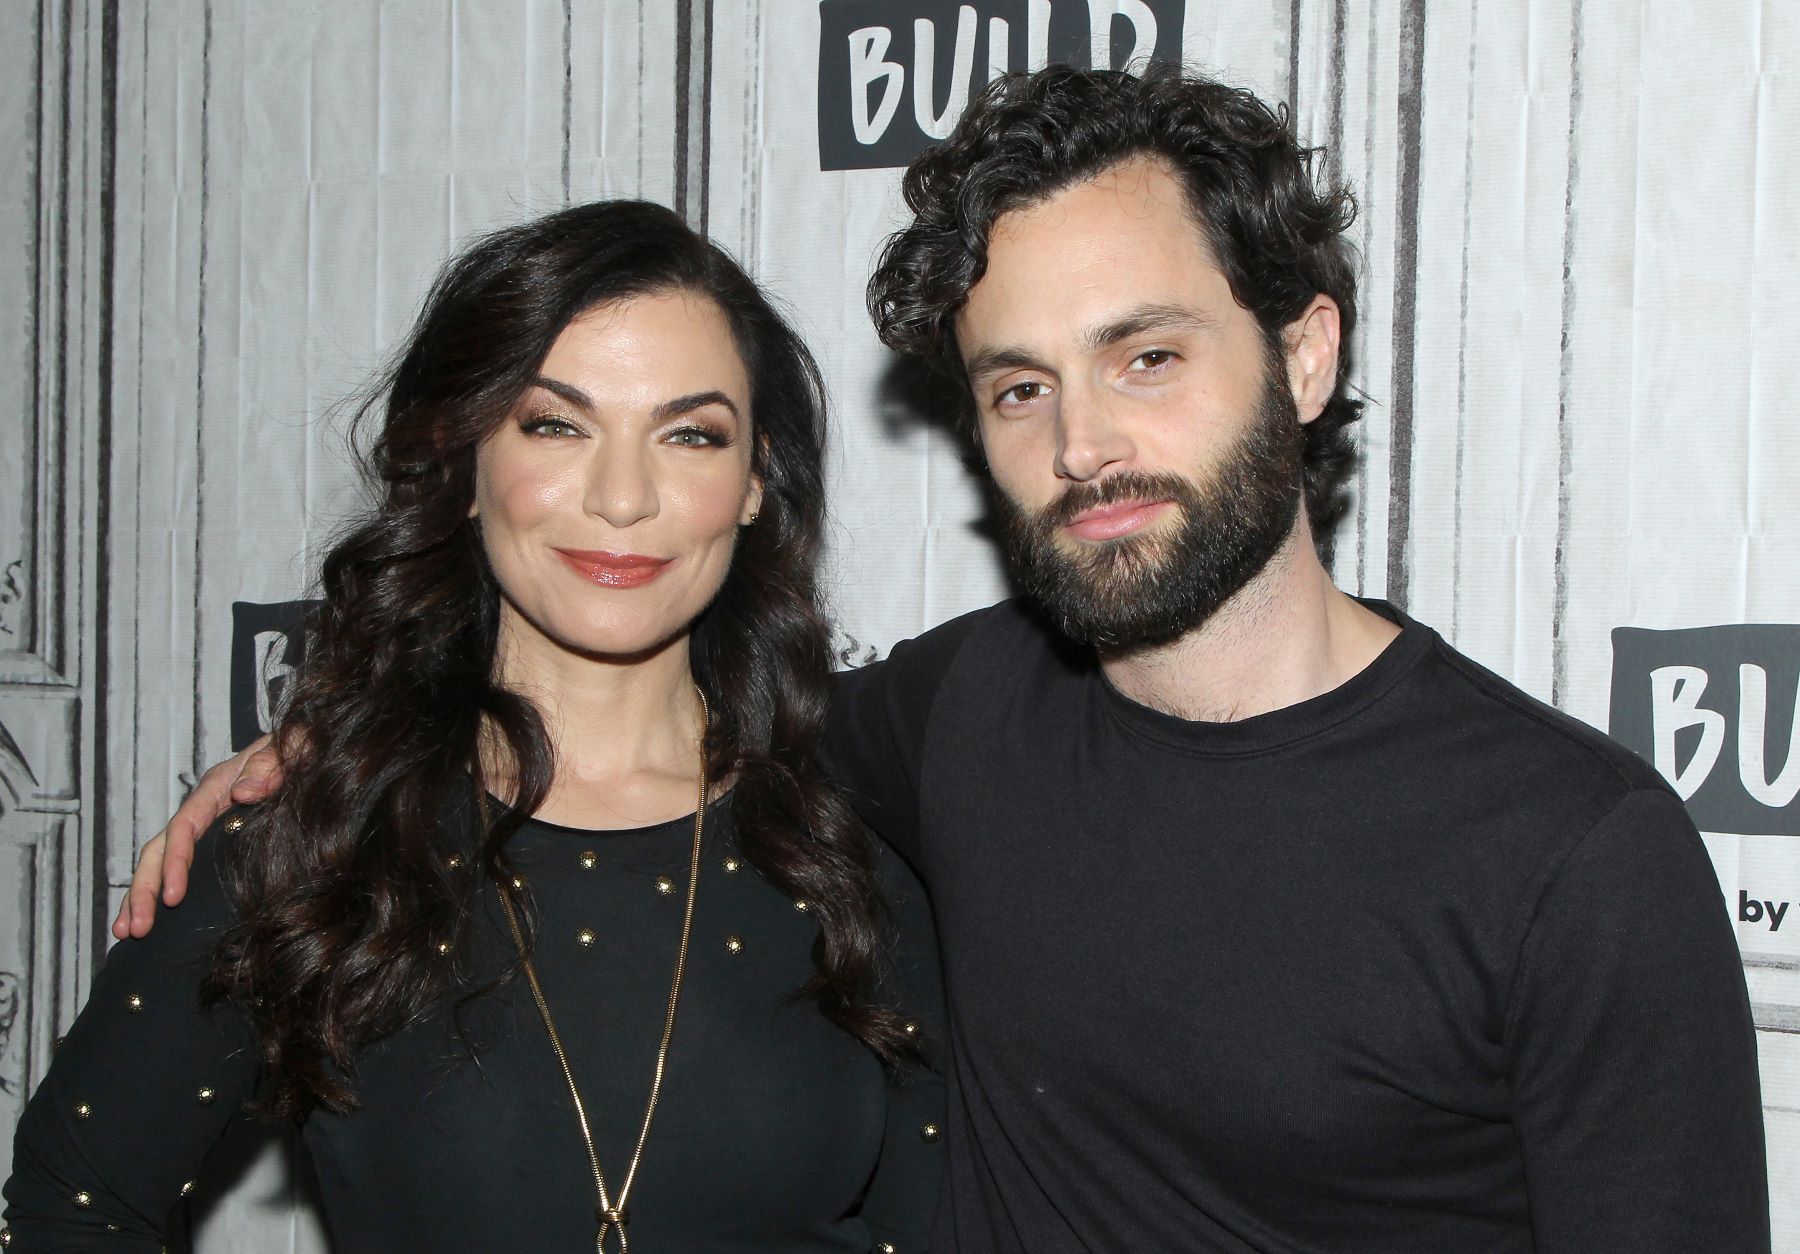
[3,0,1796,1248]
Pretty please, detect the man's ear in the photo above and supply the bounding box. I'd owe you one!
[1283,295,1341,425]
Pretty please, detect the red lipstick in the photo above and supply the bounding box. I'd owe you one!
[554,548,673,588]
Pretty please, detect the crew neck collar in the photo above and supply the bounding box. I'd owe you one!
[470,785,734,839]
[1093,598,1432,756]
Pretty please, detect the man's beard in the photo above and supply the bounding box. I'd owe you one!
[997,365,1305,651]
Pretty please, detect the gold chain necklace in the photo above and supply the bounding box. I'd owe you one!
[486,688,709,1254]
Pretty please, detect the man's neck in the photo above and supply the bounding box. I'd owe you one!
[1098,523,1402,723]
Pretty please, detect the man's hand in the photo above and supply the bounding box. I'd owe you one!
[112,735,285,939]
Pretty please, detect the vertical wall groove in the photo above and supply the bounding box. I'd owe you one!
[673,0,714,232]
[130,0,147,838]
[52,0,74,673]
[90,0,118,952]
[24,0,43,661]
[1353,0,1375,594]
[1449,0,1479,641]
[1286,0,1300,118]
[561,0,572,205]
[1550,0,1584,706]
[190,0,211,774]
[1384,0,1427,609]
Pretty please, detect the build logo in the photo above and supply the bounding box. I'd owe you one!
[229,600,317,752]
[817,0,1185,170]
[1610,624,1800,837]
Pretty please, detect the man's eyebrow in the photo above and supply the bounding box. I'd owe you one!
[1079,302,1215,352]
[962,346,1045,384]
[962,303,1216,384]
[651,390,741,422]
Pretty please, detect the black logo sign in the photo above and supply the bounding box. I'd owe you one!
[229,600,317,752]
[1610,624,1800,836]
[818,0,1186,170]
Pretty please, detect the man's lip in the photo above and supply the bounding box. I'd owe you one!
[1061,498,1172,542]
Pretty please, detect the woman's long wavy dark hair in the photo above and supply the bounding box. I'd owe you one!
[205,200,913,1118]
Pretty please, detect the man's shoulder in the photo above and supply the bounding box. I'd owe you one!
[855,597,1057,684]
[1409,621,1673,811]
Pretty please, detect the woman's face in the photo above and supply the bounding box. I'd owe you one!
[472,291,761,664]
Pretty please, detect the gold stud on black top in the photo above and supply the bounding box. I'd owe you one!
[578,850,598,871]
[446,855,463,870]
[722,856,741,874]
[875,1244,898,1254]
[180,1180,195,1197]
[71,1191,93,1208]
[224,814,246,834]
[126,994,144,1014]
[654,875,676,896]
[902,1019,920,1038]
[920,1122,942,1144]
[725,935,745,955]
[511,875,526,890]
[196,1086,217,1106]
[435,941,452,956]
[794,899,811,913]
[576,927,598,948]
[1,1223,13,1245]
[73,1102,92,1120]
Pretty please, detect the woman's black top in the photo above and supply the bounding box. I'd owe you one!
[3,797,946,1251]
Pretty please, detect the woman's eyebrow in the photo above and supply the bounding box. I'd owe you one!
[653,390,741,421]
[530,375,594,410]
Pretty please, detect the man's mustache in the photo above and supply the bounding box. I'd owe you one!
[1038,471,1196,530]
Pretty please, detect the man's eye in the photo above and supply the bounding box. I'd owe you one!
[520,415,581,438]
[998,380,1048,407]
[1130,349,1177,371]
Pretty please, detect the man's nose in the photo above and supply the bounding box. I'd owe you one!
[1053,388,1136,482]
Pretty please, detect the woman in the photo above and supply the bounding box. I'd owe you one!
[2,201,943,1252]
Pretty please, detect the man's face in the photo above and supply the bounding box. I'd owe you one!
[956,156,1315,649]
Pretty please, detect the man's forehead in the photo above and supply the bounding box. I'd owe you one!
[956,162,1234,360]
[988,157,1203,246]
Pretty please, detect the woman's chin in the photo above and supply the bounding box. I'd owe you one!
[547,616,694,666]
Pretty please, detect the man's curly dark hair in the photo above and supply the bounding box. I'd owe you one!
[867,63,1363,539]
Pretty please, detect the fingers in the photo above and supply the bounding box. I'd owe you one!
[154,738,268,915]
[115,834,168,940]
[110,735,282,940]
[231,734,283,802]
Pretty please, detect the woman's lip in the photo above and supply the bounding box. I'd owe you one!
[555,548,669,568]
[554,548,673,587]
[1062,499,1172,542]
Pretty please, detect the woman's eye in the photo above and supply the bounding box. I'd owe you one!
[666,425,729,448]
[521,415,582,438]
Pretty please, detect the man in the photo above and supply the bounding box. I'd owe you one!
[126,65,1768,1251]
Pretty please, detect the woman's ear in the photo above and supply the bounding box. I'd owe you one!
[741,473,765,526]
